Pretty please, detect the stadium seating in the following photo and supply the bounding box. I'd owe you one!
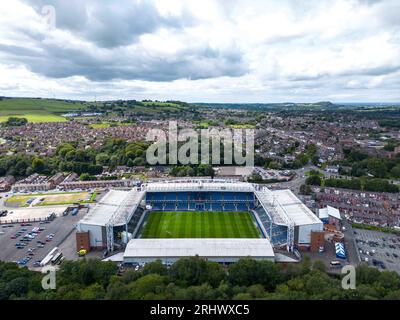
[146,191,257,213]
[254,206,288,246]
[224,203,236,211]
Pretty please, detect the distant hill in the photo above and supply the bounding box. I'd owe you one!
[191,101,338,110]
[0,97,193,122]
[0,97,88,122]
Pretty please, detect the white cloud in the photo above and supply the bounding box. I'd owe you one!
[0,0,399,102]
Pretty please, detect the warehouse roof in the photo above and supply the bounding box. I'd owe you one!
[124,238,275,259]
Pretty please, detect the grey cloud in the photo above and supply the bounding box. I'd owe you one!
[1,1,247,82]
[23,0,194,48]
[0,41,247,82]
[339,65,400,77]
[0,44,42,58]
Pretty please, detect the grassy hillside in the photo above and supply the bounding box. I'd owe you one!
[0,97,196,122]
[0,97,87,122]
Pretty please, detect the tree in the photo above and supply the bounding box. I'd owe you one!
[142,260,168,276]
[31,157,45,173]
[311,155,320,166]
[95,153,109,166]
[5,277,29,297]
[299,184,312,195]
[174,283,216,299]
[127,274,166,299]
[356,264,381,285]
[377,271,400,290]
[249,172,263,182]
[228,258,281,290]
[366,158,387,178]
[305,175,321,186]
[5,117,28,126]
[232,292,252,300]
[80,173,96,181]
[80,283,105,300]
[169,256,225,287]
[390,166,400,179]
[312,260,326,272]
[246,284,266,298]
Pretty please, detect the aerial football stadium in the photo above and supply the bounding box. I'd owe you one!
[76,179,323,264]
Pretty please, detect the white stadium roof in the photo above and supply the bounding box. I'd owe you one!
[124,238,275,259]
[145,179,255,193]
[255,187,321,227]
[78,189,144,227]
[271,189,321,226]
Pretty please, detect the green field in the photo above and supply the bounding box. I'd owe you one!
[0,98,88,122]
[140,211,261,238]
[89,121,132,129]
[5,191,96,207]
[89,122,110,129]
[230,124,256,129]
[0,114,66,123]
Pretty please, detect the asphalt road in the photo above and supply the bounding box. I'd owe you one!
[264,164,316,193]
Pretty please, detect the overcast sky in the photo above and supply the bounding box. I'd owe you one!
[0,0,399,102]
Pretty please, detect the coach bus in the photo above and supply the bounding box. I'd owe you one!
[51,252,63,265]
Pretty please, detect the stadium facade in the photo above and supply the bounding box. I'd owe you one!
[76,179,323,264]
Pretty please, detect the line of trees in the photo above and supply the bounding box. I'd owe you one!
[304,171,399,193]
[0,139,149,178]
[4,117,28,127]
[340,148,400,179]
[1,256,400,300]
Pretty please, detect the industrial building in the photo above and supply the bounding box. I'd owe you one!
[76,179,323,264]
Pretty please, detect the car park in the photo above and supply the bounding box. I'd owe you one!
[355,228,400,273]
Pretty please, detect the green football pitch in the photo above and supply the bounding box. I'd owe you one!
[140,211,261,238]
